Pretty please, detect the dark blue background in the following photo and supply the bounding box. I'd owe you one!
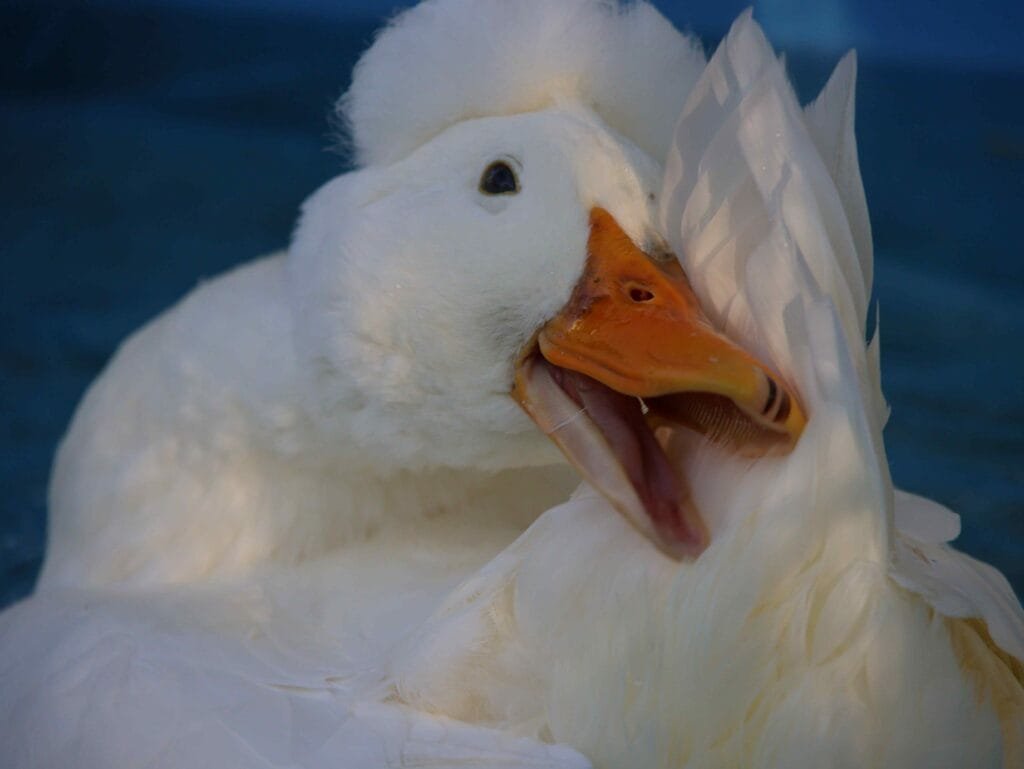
[2,0,1022,608]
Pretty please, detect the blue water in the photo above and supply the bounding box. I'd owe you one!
[2,1,1022,609]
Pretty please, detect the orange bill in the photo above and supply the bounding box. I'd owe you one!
[512,208,806,559]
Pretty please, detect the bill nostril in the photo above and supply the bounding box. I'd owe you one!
[629,286,655,303]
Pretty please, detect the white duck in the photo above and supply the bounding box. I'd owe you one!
[2,2,1022,768]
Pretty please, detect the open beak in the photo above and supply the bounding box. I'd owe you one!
[512,207,805,559]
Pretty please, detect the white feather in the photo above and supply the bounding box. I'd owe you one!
[0,559,591,768]
[341,0,705,166]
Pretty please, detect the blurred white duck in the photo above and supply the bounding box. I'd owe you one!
[2,2,1022,768]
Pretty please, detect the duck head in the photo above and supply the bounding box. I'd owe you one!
[289,103,805,559]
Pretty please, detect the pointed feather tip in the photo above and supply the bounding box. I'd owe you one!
[725,7,767,50]
[716,8,784,95]
[340,0,708,168]
[811,49,858,117]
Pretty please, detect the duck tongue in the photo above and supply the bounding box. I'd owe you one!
[549,365,697,544]
[518,355,706,558]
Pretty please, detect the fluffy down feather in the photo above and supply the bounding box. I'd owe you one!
[340,0,706,166]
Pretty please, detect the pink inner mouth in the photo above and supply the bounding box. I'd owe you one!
[546,362,700,547]
[516,351,794,558]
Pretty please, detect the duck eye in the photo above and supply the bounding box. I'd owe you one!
[479,161,518,195]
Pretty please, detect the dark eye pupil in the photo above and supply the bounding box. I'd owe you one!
[480,161,518,195]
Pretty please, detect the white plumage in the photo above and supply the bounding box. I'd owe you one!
[341,0,704,166]
[2,2,1022,768]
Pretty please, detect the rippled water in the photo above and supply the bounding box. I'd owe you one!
[2,2,1022,608]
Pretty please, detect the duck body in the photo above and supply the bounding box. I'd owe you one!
[40,248,575,587]
[41,254,317,586]
[3,1,1023,767]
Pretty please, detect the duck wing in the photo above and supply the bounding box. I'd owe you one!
[803,41,1023,665]
[0,563,591,769]
[659,10,1024,671]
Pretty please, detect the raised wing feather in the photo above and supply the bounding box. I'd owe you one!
[659,11,1024,669]
[659,11,872,404]
[802,50,873,298]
